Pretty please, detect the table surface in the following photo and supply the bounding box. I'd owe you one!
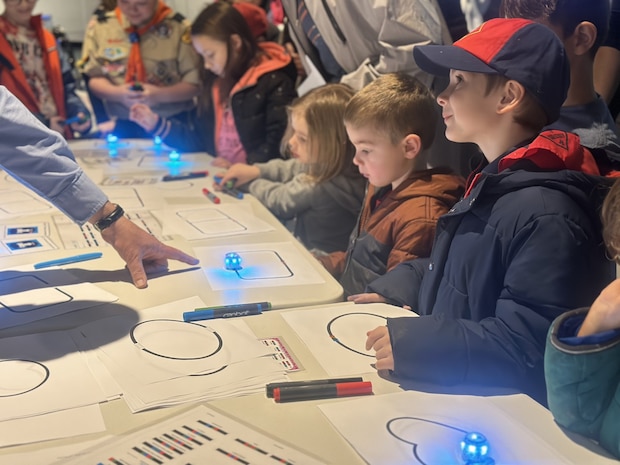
[0,139,617,465]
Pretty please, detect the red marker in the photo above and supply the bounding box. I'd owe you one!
[202,187,221,204]
[273,381,372,403]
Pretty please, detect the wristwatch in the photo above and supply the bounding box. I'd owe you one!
[94,204,125,232]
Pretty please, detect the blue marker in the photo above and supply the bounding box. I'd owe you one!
[182,302,271,322]
[34,252,103,270]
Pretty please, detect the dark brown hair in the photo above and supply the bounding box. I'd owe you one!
[501,0,610,56]
[483,74,549,131]
[191,2,259,106]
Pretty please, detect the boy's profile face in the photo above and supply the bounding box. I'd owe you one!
[436,70,504,146]
[346,124,415,190]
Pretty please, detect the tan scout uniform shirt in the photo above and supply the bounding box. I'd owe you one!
[81,10,199,120]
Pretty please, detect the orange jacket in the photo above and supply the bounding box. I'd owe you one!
[0,15,67,123]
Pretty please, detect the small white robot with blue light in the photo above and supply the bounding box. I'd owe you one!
[225,252,243,271]
[460,432,495,465]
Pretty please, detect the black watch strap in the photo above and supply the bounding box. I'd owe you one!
[94,204,125,232]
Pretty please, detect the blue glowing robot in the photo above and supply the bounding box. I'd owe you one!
[460,432,495,465]
[225,252,242,271]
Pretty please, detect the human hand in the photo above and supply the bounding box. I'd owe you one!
[347,293,387,304]
[578,279,620,336]
[365,325,394,371]
[131,83,161,107]
[70,112,92,133]
[100,216,199,288]
[129,103,159,132]
[120,83,147,108]
[285,42,306,80]
[97,120,116,136]
[216,163,260,189]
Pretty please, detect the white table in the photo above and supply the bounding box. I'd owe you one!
[0,140,615,464]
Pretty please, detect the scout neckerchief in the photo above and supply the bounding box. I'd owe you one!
[115,0,172,83]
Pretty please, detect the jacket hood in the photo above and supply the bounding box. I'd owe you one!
[467,131,613,229]
[498,130,600,175]
[465,130,606,199]
[230,42,294,95]
[391,168,465,207]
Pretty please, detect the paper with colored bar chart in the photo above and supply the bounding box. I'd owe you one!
[56,404,325,465]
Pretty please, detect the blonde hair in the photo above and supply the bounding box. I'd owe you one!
[602,179,620,261]
[281,84,356,183]
[343,73,436,149]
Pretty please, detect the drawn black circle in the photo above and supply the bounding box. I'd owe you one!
[130,319,223,360]
[0,359,49,397]
[386,417,467,465]
[326,312,387,357]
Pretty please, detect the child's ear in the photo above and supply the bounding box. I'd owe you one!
[403,134,422,160]
[497,80,526,115]
[230,34,243,51]
[570,21,597,57]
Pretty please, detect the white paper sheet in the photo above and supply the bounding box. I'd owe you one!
[72,297,271,383]
[70,297,286,411]
[57,405,325,465]
[0,267,118,329]
[0,331,110,421]
[281,302,416,375]
[161,203,274,240]
[0,405,106,447]
[319,391,571,465]
[196,241,325,290]
[0,188,53,219]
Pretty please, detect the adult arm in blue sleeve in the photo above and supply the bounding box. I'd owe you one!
[0,86,106,223]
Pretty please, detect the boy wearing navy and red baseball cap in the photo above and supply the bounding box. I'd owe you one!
[355,18,616,403]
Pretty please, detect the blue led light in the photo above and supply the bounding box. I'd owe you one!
[106,134,118,145]
[224,252,242,271]
[169,150,180,161]
[154,135,162,145]
[460,432,494,464]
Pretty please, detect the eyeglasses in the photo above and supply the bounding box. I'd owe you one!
[5,0,38,5]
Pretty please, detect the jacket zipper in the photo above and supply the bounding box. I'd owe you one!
[320,0,347,44]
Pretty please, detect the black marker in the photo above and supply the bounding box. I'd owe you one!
[266,377,363,398]
[162,171,209,182]
[221,186,244,199]
[273,381,373,403]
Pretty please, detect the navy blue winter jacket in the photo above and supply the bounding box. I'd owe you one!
[367,131,616,402]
